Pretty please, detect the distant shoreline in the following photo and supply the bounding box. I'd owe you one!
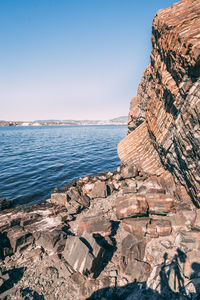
[0,122,127,127]
[0,117,128,127]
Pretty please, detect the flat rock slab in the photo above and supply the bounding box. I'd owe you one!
[49,193,67,206]
[35,228,66,252]
[146,194,175,215]
[121,217,150,236]
[91,181,107,198]
[77,215,111,236]
[121,233,146,262]
[125,259,151,282]
[116,194,148,219]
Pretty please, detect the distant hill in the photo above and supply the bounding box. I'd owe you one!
[110,116,128,122]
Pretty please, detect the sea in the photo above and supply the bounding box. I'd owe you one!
[0,125,127,206]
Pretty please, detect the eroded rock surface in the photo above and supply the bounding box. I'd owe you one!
[118,0,200,206]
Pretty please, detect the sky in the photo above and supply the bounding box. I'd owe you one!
[0,0,176,121]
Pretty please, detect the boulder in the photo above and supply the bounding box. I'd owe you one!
[67,187,90,207]
[121,233,146,262]
[146,194,175,215]
[124,259,151,282]
[35,229,66,252]
[120,164,139,179]
[147,219,172,238]
[77,216,111,236]
[120,233,147,280]
[192,209,200,230]
[175,231,200,253]
[63,232,105,276]
[90,181,107,198]
[116,194,148,219]
[121,217,149,236]
[7,226,34,253]
[50,193,67,206]
[0,232,12,259]
[82,183,94,198]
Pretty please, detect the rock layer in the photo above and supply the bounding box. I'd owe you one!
[118,0,200,206]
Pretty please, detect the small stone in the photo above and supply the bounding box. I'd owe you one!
[160,240,173,249]
[109,270,117,277]
[50,193,67,206]
[121,164,138,179]
[91,181,107,198]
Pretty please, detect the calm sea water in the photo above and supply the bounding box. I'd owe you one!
[0,125,127,205]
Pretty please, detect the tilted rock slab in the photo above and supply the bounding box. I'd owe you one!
[118,0,200,205]
[63,232,105,276]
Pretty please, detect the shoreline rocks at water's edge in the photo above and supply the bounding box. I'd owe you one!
[0,162,200,299]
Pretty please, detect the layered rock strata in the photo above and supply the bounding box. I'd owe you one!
[118,0,200,206]
[0,0,200,299]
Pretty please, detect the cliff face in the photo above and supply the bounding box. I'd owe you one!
[118,0,200,206]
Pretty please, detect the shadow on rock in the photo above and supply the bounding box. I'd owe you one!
[0,267,25,294]
[87,248,200,299]
[92,220,120,278]
[20,287,45,300]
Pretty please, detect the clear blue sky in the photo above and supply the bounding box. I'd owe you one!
[0,0,176,121]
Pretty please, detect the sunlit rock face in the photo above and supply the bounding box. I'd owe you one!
[118,0,200,206]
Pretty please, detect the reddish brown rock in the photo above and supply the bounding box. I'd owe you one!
[116,194,148,219]
[146,194,175,215]
[77,215,111,236]
[63,232,105,276]
[35,229,66,252]
[121,217,149,236]
[121,233,146,262]
[147,219,172,238]
[120,233,147,278]
[67,187,90,207]
[7,226,34,252]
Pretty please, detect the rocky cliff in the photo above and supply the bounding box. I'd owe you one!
[118,0,200,206]
[0,1,200,299]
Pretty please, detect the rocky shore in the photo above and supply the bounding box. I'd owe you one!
[0,164,200,299]
[0,0,200,299]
